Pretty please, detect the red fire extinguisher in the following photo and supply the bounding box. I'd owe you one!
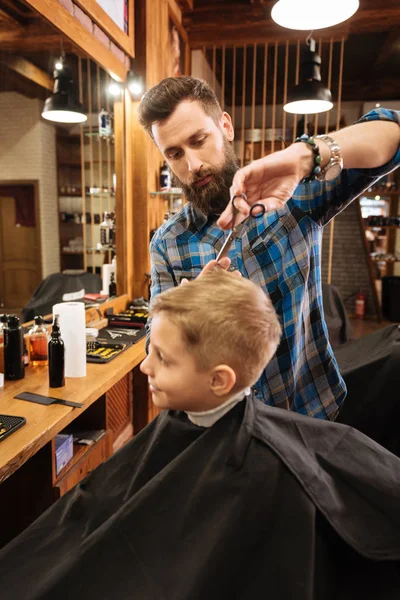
[355,291,366,319]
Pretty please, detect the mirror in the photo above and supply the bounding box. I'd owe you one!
[0,1,118,314]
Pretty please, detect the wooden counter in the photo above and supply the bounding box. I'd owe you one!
[0,337,146,484]
[0,318,150,549]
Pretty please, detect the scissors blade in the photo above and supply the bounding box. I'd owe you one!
[216,215,251,262]
[216,230,236,261]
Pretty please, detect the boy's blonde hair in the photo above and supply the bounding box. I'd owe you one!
[150,270,281,390]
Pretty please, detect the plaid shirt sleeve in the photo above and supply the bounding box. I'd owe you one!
[149,236,177,298]
[292,108,400,226]
[146,234,178,349]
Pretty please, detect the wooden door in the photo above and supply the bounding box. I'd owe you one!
[0,186,41,312]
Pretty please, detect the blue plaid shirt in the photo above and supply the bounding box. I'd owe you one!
[149,109,400,420]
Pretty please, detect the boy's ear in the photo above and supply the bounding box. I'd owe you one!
[210,365,236,397]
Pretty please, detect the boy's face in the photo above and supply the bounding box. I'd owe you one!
[140,313,216,412]
[151,100,238,216]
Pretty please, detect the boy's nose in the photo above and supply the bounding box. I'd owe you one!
[140,355,152,376]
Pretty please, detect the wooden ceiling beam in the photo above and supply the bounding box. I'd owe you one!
[0,55,53,91]
[185,5,400,48]
[177,0,193,11]
[0,7,20,28]
[22,0,127,80]
[348,8,400,34]
[168,0,183,26]
[0,28,67,51]
[0,0,38,21]
[188,25,348,48]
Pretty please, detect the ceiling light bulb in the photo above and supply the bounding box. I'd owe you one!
[55,61,63,70]
[108,83,122,97]
[271,0,359,30]
[129,81,143,97]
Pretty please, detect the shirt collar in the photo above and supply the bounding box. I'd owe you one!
[185,388,251,428]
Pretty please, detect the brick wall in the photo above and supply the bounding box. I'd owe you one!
[321,200,374,315]
[0,92,60,277]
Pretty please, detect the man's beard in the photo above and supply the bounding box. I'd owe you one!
[171,138,239,217]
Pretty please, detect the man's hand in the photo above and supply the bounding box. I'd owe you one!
[217,143,314,230]
[180,257,240,285]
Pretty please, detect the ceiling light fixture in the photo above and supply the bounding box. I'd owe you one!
[108,82,122,97]
[271,0,359,30]
[42,57,87,124]
[283,37,333,115]
[127,69,143,98]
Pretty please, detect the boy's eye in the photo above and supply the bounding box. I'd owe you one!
[192,137,206,147]
[157,350,167,365]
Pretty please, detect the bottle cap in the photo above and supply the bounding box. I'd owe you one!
[0,314,8,324]
[85,327,99,339]
[8,315,20,328]
[52,314,61,334]
[34,315,44,325]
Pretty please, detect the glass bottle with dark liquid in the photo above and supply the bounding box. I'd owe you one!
[109,272,117,297]
[48,314,65,388]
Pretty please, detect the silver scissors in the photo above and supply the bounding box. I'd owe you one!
[216,194,266,261]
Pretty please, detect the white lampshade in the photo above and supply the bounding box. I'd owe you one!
[42,109,87,124]
[271,0,359,30]
[284,99,333,115]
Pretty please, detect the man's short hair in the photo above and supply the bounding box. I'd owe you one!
[138,76,223,139]
[150,270,282,391]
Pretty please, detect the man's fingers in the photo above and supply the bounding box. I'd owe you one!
[201,258,231,277]
[180,278,189,286]
[217,195,250,230]
[217,256,231,269]
[260,197,285,212]
[217,208,235,230]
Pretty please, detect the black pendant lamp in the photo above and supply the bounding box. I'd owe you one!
[283,38,333,115]
[42,58,87,124]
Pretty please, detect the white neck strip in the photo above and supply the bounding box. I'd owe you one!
[185,388,250,428]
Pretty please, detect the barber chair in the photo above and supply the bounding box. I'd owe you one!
[21,271,101,323]
[336,324,400,457]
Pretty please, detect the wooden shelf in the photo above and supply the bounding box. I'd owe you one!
[60,221,83,226]
[59,161,113,167]
[61,251,84,255]
[54,439,101,484]
[371,258,400,263]
[366,225,399,230]
[367,190,399,197]
[59,193,82,197]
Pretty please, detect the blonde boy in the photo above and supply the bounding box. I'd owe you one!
[140,269,281,418]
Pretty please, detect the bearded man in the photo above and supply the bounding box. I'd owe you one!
[138,76,400,421]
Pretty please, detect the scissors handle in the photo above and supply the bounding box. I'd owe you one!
[231,194,266,218]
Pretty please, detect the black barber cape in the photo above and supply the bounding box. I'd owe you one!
[1,395,400,600]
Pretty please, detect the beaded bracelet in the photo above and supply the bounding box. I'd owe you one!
[294,134,322,183]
